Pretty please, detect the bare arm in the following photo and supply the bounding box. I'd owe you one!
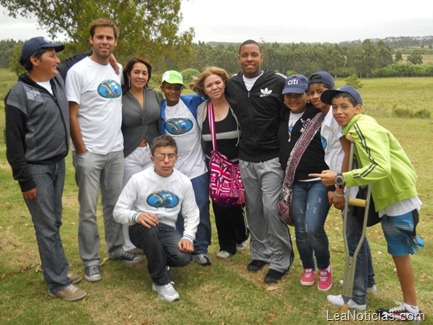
[69,102,87,154]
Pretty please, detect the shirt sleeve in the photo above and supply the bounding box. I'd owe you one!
[343,124,392,187]
[5,99,36,192]
[180,179,199,242]
[113,178,140,225]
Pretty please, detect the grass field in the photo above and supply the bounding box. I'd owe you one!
[0,70,432,324]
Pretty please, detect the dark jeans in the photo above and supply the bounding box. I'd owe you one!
[176,173,211,254]
[345,205,376,305]
[129,223,192,285]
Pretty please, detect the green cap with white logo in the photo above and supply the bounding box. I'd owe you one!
[161,70,185,86]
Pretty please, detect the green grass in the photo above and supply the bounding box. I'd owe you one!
[1,71,432,324]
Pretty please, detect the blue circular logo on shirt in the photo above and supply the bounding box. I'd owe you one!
[164,118,193,135]
[147,191,179,208]
[97,80,121,99]
[321,136,327,150]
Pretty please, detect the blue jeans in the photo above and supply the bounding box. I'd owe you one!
[72,150,125,266]
[292,180,330,270]
[345,205,375,305]
[176,172,211,255]
[24,161,72,293]
[129,223,192,285]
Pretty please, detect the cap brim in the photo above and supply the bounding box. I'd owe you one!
[282,88,305,95]
[51,44,65,52]
[320,89,343,105]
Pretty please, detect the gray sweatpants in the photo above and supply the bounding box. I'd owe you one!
[240,157,294,272]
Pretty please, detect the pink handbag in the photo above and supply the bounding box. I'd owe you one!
[207,102,246,207]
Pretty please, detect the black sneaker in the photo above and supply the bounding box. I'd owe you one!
[85,265,101,282]
[247,260,267,272]
[110,251,142,264]
[376,303,424,322]
[264,269,286,284]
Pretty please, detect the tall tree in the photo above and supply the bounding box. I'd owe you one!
[0,0,194,67]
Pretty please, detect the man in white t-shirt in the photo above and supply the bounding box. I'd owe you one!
[114,135,199,302]
[66,18,140,283]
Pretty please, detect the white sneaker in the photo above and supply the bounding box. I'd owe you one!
[152,282,180,302]
[236,241,248,252]
[339,280,377,294]
[327,294,366,311]
[216,250,232,259]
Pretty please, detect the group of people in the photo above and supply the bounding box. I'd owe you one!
[5,17,424,320]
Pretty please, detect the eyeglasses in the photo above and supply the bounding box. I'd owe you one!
[154,153,177,161]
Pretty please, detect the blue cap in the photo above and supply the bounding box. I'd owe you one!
[308,71,335,87]
[320,85,363,105]
[282,74,308,94]
[20,36,65,62]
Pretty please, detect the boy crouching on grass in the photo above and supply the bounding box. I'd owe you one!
[113,135,199,302]
[310,86,424,321]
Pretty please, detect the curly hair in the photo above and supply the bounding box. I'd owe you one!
[189,66,229,98]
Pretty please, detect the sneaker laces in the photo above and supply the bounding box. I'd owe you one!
[88,265,99,276]
[319,270,329,281]
[65,284,80,293]
[121,251,135,259]
[387,304,409,314]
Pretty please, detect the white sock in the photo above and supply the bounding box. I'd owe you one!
[403,302,419,313]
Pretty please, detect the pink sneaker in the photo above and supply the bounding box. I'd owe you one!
[318,265,332,291]
[300,268,315,286]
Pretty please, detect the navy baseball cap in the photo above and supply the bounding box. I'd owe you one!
[20,36,65,62]
[320,85,363,105]
[282,74,308,94]
[308,71,335,87]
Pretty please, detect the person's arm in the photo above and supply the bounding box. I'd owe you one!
[69,102,87,154]
[180,180,200,244]
[340,136,351,174]
[331,136,351,209]
[57,51,92,81]
[58,52,119,81]
[342,127,392,187]
[5,101,37,199]
[113,177,158,227]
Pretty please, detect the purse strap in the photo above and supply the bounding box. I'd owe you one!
[283,111,324,186]
[207,101,218,151]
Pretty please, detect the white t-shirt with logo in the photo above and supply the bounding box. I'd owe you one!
[163,100,207,179]
[66,57,123,154]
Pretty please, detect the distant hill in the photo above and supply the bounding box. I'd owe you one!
[205,36,433,49]
[340,36,433,49]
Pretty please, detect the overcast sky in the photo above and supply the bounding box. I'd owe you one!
[1,0,433,43]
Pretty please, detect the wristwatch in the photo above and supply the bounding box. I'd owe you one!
[335,173,345,189]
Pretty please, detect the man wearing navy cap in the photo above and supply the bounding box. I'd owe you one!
[5,36,87,301]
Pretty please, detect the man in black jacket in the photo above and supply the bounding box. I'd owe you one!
[5,37,87,301]
[225,40,294,284]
